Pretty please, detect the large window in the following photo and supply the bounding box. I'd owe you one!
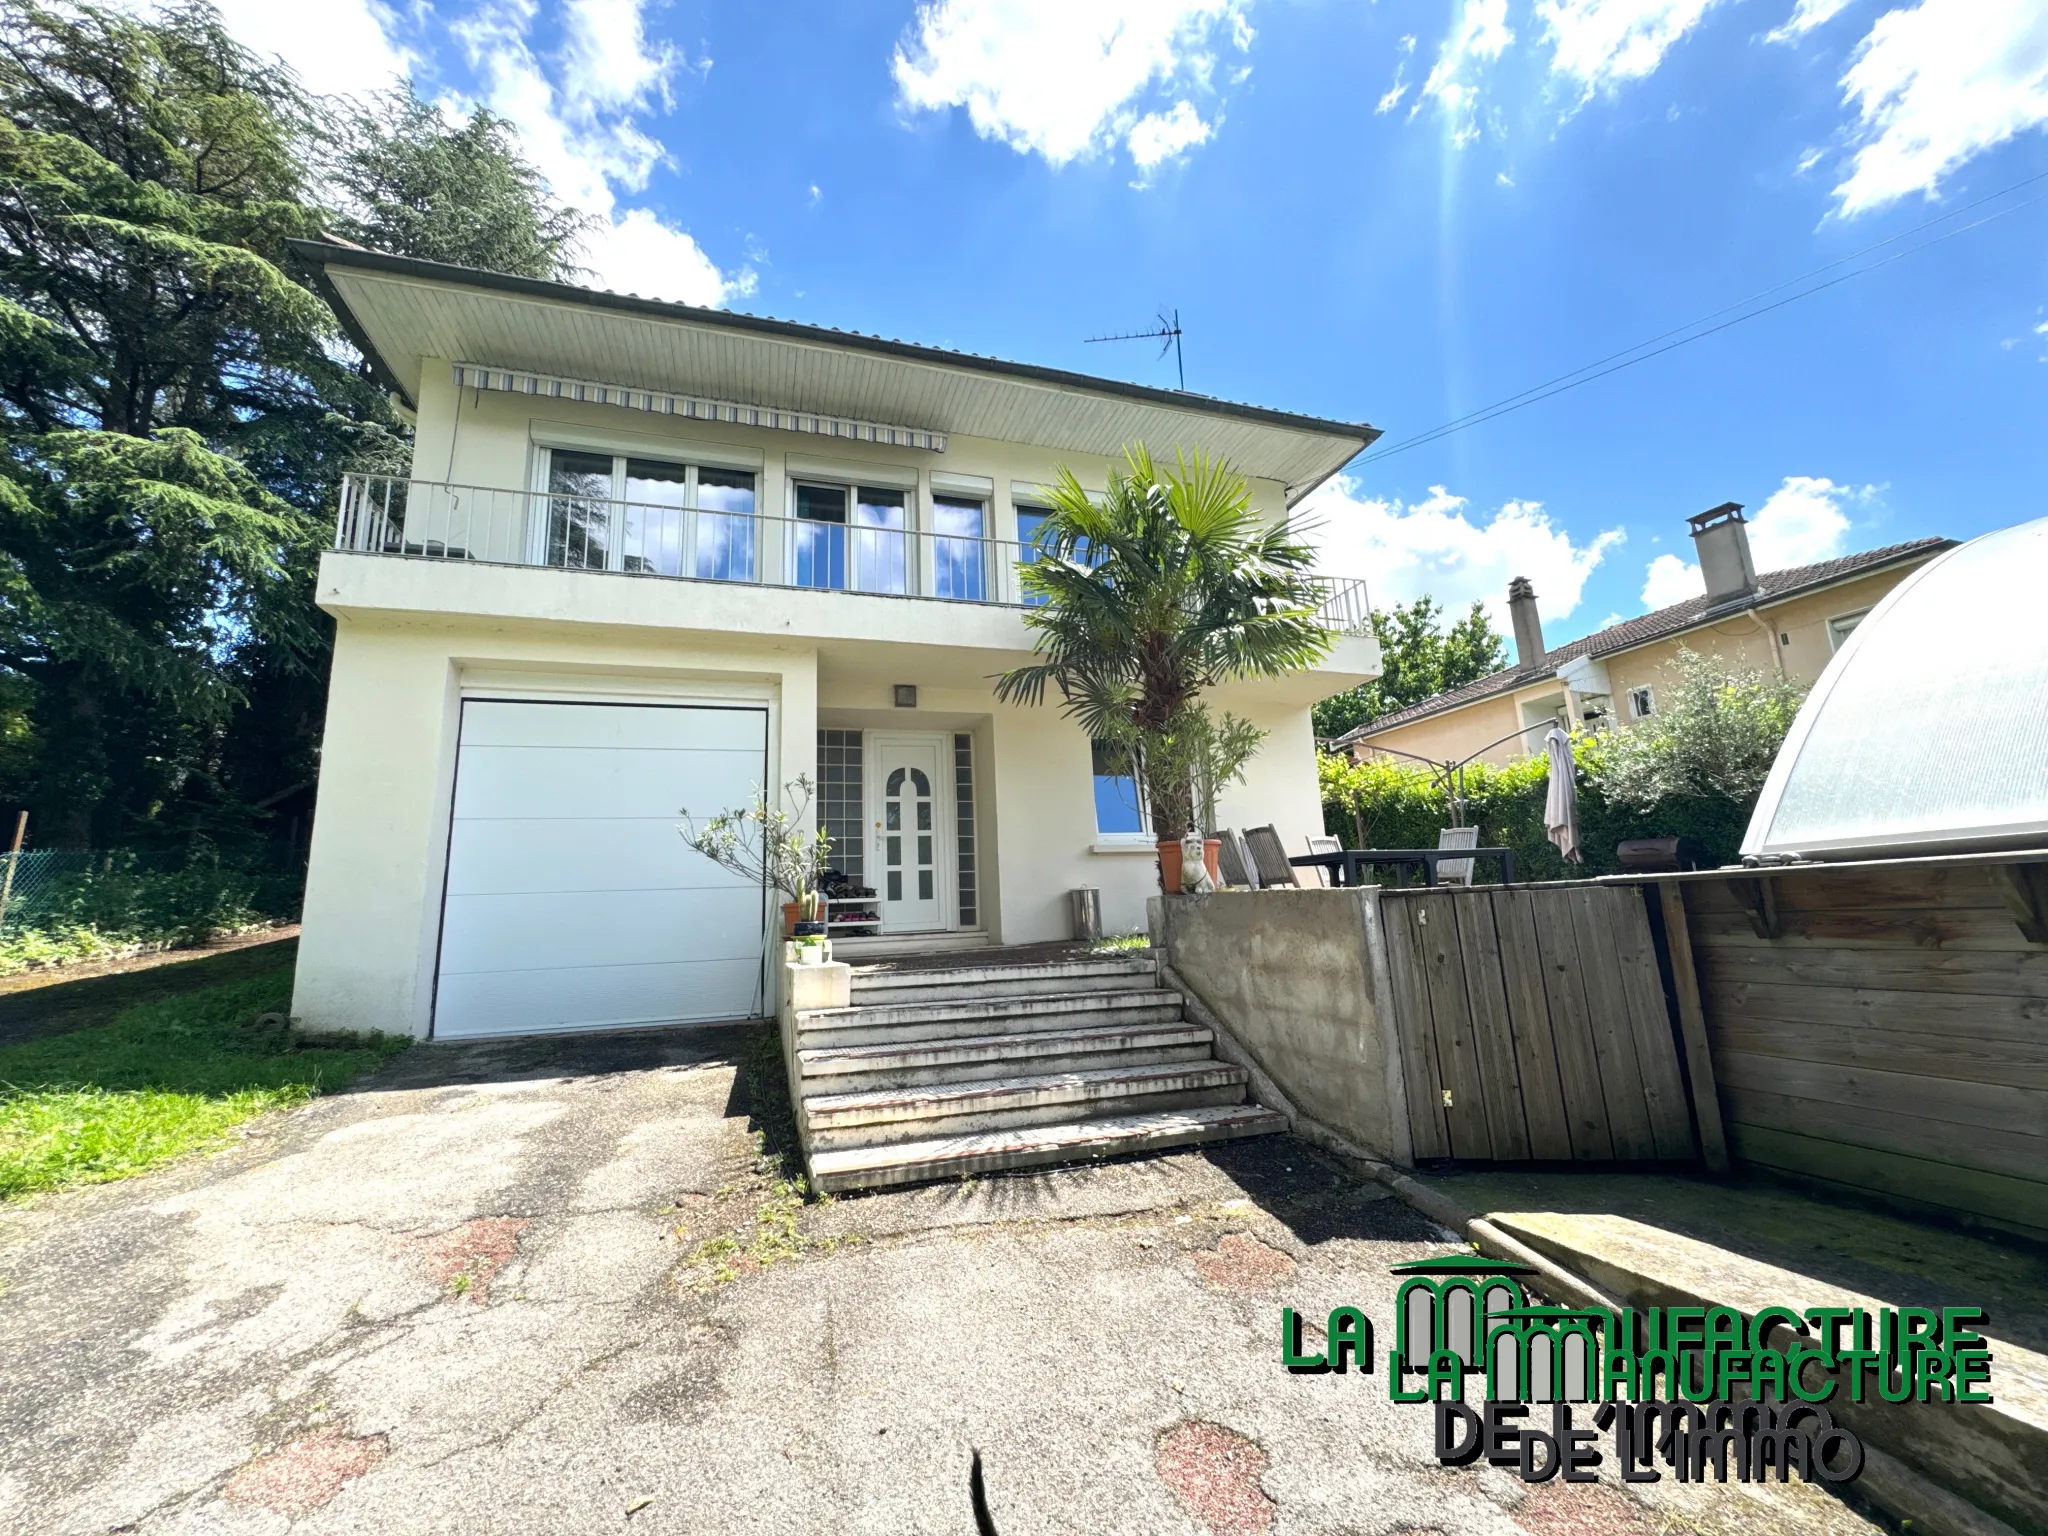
[795,481,907,593]
[1015,504,1052,607]
[933,495,986,601]
[1092,738,1146,836]
[543,449,755,579]
[1827,609,1870,651]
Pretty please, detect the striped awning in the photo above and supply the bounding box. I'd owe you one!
[450,363,947,453]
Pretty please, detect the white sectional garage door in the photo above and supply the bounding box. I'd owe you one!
[434,699,769,1039]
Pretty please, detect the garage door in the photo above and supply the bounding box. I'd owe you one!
[434,699,769,1039]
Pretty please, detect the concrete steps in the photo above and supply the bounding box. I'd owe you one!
[808,1104,1288,1193]
[794,950,1281,1191]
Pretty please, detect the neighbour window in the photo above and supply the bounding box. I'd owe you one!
[1827,609,1870,651]
[933,495,986,601]
[794,481,908,594]
[1628,686,1655,719]
[1092,738,1146,836]
[542,448,756,579]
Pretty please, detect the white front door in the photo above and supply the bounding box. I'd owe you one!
[866,733,948,933]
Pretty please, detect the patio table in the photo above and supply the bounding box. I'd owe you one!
[1289,846,1516,888]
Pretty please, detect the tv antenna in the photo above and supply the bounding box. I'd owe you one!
[1085,308,1184,390]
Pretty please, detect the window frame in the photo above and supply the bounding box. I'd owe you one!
[789,475,915,594]
[1826,608,1871,652]
[533,445,758,579]
[1090,736,1150,840]
[1628,685,1655,720]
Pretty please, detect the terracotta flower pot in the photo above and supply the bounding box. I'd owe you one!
[782,901,800,936]
[1203,838,1222,886]
[1156,839,1183,895]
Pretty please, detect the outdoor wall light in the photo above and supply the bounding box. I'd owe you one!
[893,684,918,708]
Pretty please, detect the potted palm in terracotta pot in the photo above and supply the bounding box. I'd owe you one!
[994,447,1335,893]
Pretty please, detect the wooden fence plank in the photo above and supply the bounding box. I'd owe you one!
[1695,976,2048,1044]
[1715,1050,2048,1139]
[1655,882,1727,1171]
[1380,896,1450,1160]
[1678,864,2017,916]
[1491,890,1575,1160]
[1529,891,1615,1160]
[1608,887,1697,1160]
[1713,1019,2048,1089]
[1694,942,2048,998]
[1454,893,1532,1160]
[1567,886,1660,1160]
[1720,1083,2047,1185]
[1688,907,2032,953]
[1415,891,1495,1159]
[1727,1124,2048,1239]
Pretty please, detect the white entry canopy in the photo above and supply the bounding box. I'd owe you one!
[1743,516,2048,861]
[435,699,768,1037]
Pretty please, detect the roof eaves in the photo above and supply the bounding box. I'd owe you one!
[289,237,1382,453]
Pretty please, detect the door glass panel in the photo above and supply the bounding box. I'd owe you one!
[852,487,907,594]
[795,483,847,589]
[547,450,613,569]
[621,458,687,575]
[695,467,757,582]
[933,495,985,601]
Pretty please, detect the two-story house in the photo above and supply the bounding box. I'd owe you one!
[289,238,1381,1043]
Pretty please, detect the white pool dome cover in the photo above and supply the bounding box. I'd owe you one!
[1744,516,2048,861]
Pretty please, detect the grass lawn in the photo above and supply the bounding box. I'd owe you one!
[0,961,409,1200]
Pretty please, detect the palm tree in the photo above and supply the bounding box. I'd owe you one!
[994,447,1336,840]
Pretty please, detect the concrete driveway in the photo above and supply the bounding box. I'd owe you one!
[0,1025,1885,1535]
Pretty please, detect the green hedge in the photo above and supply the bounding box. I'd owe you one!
[1318,748,1761,880]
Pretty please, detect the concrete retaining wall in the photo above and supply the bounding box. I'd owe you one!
[1151,889,1408,1163]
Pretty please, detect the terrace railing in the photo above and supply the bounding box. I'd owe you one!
[335,473,1372,628]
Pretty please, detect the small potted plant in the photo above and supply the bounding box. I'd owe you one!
[680,776,834,937]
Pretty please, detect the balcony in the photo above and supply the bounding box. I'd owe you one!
[333,473,1371,629]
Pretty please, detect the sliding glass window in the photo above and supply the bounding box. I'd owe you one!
[932,495,986,601]
[795,481,909,593]
[542,449,757,580]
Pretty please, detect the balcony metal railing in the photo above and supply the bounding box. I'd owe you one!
[334,473,1371,630]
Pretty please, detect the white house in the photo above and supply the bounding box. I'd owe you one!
[290,238,1381,1042]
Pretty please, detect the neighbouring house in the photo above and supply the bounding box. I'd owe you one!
[1333,502,1953,770]
[288,238,1381,1041]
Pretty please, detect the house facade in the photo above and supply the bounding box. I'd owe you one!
[289,240,1380,1041]
[1335,504,1952,771]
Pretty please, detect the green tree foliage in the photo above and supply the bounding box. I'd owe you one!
[1319,649,1807,875]
[330,83,593,281]
[996,448,1334,839]
[0,3,586,853]
[1311,596,1508,740]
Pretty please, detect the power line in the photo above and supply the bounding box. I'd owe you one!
[1356,169,2048,466]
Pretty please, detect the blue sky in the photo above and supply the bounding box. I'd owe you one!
[212,0,2047,642]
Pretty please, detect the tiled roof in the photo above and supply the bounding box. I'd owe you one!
[1333,537,1954,743]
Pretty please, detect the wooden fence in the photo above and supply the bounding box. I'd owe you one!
[1658,853,2048,1242]
[1378,884,1700,1165]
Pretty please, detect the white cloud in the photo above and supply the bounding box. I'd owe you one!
[560,0,680,116]
[114,0,410,98]
[892,0,1253,167]
[1831,0,2048,215]
[451,0,743,305]
[1767,0,1858,44]
[1418,0,1514,144]
[1300,477,1624,631]
[1376,34,1416,114]
[1636,475,1871,608]
[1128,101,1213,168]
[1536,0,1726,99]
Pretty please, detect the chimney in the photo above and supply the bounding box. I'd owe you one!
[1688,501,1756,605]
[1507,576,1545,667]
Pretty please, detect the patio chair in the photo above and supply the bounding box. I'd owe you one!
[1241,825,1301,889]
[1435,826,1480,886]
[1214,829,1256,889]
[1304,835,1342,888]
